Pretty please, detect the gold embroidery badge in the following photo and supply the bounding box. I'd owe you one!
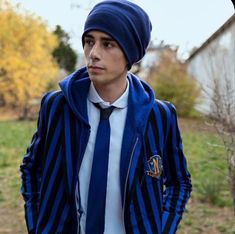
[147,155,163,178]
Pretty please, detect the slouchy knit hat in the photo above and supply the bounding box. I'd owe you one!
[82,0,152,70]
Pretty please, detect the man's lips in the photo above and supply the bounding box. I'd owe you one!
[88,65,105,71]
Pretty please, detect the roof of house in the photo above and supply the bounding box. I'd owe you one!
[187,13,235,62]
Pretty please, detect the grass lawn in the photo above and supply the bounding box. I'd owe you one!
[178,118,235,234]
[0,118,234,233]
[0,120,35,234]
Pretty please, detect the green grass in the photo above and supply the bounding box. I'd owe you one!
[0,120,36,206]
[182,129,232,206]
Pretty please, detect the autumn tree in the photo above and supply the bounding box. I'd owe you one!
[0,0,59,118]
[52,25,78,73]
[148,47,200,117]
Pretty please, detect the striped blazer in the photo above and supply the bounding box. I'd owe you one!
[20,71,192,234]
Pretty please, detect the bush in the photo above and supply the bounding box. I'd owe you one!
[148,49,200,117]
[197,176,223,204]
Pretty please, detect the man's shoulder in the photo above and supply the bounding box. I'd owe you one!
[40,90,66,109]
[153,99,176,115]
[39,90,66,118]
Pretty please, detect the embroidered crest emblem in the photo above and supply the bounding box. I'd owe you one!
[147,155,163,178]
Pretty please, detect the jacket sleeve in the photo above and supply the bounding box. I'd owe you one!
[20,93,48,234]
[162,103,192,234]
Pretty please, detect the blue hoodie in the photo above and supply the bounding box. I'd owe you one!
[20,66,191,234]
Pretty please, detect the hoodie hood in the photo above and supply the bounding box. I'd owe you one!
[59,66,90,126]
[126,72,155,133]
[59,66,155,131]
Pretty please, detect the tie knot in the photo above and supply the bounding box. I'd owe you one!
[94,103,115,120]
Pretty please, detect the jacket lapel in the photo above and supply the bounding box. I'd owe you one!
[119,116,139,205]
[120,75,154,206]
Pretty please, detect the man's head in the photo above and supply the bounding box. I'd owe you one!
[82,0,152,70]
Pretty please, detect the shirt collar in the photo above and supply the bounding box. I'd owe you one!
[88,80,129,109]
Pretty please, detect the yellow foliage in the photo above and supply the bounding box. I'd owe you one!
[0,0,59,110]
[148,49,200,117]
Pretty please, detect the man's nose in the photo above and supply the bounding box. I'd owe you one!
[89,43,101,60]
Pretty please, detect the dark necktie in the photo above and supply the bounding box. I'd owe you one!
[86,103,115,234]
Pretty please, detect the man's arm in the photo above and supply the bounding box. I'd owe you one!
[20,94,48,234]
[162,103,192,234]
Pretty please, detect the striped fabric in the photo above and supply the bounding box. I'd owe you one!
[21,91,78,233]
[123,100,192,234]
[20,84,192,234]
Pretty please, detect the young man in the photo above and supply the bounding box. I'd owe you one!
[20,1,192,233]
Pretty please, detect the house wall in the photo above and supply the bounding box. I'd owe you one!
[187,19,235,116]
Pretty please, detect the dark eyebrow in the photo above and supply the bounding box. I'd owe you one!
[101,37,115,42]
[84,33,115,42]
[84,34,94,39]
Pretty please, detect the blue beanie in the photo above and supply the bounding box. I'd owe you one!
[82,0,152,70]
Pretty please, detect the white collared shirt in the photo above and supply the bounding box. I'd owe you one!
[78,81,129,234]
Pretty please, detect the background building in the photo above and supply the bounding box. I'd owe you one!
[186,14,235,116]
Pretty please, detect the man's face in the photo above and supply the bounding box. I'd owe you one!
[83,31,128,87]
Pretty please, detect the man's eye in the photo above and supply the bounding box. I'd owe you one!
[103,42,113,48]
[84,39,94,46]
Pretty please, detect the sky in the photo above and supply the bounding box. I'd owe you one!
[10,0,234,59]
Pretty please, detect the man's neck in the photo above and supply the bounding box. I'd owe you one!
[93,79,128,104]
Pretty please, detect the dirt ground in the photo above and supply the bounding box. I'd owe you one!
[178,116,217,134]
[0,198,234,234]
[0,108,19,121]
[179,199,235,234]
[0,198,26,234]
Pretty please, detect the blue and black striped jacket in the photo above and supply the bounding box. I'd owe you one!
[20,67,192,234]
